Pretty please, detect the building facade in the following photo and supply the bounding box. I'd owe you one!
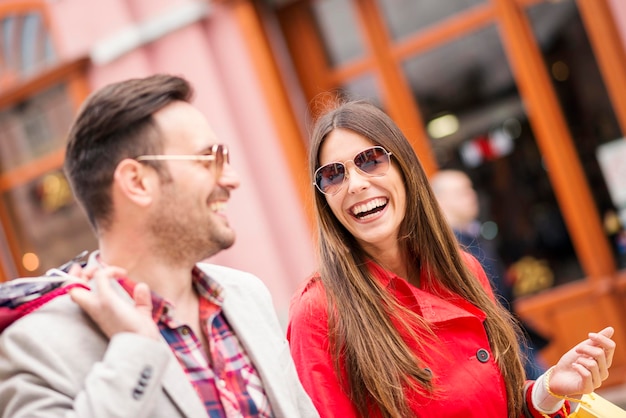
[1,0,626,385]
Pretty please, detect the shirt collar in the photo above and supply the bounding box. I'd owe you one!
[366,259,487,323]
[85,251,224,322]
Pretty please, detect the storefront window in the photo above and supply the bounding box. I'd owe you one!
[402,24,583,293]
[0,84,73,173]
[0,82,93,278]
[339,73,382,105]
[1,10,56,81]
[376,0,485,41]
[311,0,365,67]
[1,169,96,276]
[526,0,624,269]
[1,16,16,72]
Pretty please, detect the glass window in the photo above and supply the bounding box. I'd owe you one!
[2,16,16,72]
[1,169,96,276]
[377,0,485,41]
[1,11,56,80]
[339,73,382,106]
[526,0,624,269]
[0,84,74,173]
[403,24,583,292]
[311,0,365,67]
[44,34,55,66]
[21,13,42,76]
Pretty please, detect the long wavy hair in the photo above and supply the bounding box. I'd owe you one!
[308,100,525,418]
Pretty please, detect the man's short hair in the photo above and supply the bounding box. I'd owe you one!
[64,74,193,231]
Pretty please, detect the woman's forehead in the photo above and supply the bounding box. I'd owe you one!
[319,129,376,163]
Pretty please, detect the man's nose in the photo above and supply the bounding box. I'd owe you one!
[217,161,240,190]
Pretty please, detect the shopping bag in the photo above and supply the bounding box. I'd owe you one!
[571,392,626,417]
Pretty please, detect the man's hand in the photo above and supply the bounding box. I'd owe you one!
[69,266,161,341]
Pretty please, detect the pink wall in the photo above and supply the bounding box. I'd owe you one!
[608,0,626,51]
[48,0,316,324]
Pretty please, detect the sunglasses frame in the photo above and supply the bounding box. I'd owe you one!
[135,144,229,171]
[313,145,393,195]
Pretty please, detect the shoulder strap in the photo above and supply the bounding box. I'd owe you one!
[0,278,88,332]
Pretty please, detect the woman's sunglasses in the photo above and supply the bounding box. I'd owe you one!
[314,146,393,195]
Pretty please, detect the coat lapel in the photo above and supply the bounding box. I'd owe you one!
[160,347,209,417]
[108,279,208,416]
[220,287,291,417]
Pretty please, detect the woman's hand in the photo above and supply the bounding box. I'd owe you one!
[548,326,615,396]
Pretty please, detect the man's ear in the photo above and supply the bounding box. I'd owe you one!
[113,159,156,207]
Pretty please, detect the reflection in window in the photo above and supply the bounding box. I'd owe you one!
[0,84,73,173]
[2,170,96,277]
[377,0,485,41]
[311,0,364,67]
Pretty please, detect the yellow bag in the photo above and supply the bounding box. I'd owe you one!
[571,392,626,418]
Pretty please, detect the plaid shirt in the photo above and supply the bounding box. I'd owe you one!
[118,267,274,418]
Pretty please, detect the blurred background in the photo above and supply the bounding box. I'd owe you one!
[1,0,626,393]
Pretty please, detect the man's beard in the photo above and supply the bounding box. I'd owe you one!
[147,189,236,266]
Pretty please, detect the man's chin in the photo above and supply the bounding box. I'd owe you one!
[221,237,236,250]
[217,231,236,251]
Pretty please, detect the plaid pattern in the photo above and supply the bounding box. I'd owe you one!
[118,267,273,418]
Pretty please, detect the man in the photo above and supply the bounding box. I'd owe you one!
[430,169,548,380]
[0,74,319,417]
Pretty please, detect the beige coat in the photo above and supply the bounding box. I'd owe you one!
[0,263,318,418]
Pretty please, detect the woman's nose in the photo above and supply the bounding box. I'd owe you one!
[345,164,370,194]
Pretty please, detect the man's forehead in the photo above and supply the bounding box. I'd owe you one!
[155,102,218,151]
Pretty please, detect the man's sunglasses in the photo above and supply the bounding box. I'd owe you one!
[135,144,229,172]
[314,146,393,195]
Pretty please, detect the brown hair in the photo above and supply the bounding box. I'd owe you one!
[308,100,525,418]
[64,74,192,231]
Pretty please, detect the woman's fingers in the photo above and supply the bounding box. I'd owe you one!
[589,327,616,367]
[573,357,601,388]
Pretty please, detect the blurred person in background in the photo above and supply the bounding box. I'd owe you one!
[0,74,318,418]
[431,169,549,380]
[287,100,615,418]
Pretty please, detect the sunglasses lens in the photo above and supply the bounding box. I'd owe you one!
[316,163,346,195]
[207,144,229,171]
[314,146,391,195]
[354,147,390,175]
[222,145,230,164]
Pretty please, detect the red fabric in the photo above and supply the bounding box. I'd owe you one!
[524,381,571,418]
[0,282,89,332]
[287,252,568,417]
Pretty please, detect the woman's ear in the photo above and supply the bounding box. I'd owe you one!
[113,159,156,207]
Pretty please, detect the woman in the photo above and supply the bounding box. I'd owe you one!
[287,100,615,418]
